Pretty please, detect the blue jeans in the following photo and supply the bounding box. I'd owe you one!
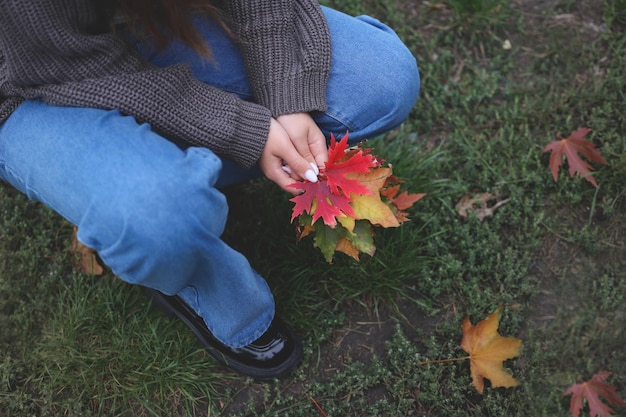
[0,7,419,347]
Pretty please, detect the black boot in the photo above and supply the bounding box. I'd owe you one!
[144,288,303,380]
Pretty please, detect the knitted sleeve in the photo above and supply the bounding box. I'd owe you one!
[0,0,272,168]
[223,0,332,117]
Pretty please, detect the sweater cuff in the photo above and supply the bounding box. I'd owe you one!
[225,100,272,168]
[254,71,328,117]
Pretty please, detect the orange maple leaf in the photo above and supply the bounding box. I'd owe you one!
[380,182,425,222]
[564,371,626,417]
[542,128,609,187]
[460,306,522,394]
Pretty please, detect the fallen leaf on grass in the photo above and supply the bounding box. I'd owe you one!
[542,128,609,187]
[460,306,522,394]
[456,192,510,221]
[419,306,522,394]
[564,371,626,417]
[70,227,103,275]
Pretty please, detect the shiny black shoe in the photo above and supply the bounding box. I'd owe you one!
[143,288,303,380]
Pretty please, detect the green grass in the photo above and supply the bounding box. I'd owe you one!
[2,0,626,416]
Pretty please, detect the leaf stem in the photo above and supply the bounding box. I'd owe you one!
[418,356,471,365]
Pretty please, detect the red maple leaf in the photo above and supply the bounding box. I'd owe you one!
[288,133,378,227]
[289,180,355,227]
[564,371,626,417]
[542,128,609,187]
[324,134,378,196]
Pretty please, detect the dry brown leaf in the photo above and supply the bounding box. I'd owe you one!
[70,227,104,275]
[335,237,360,261]
[456,192,510,221]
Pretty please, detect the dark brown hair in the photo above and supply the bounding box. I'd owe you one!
[116,0,228,57]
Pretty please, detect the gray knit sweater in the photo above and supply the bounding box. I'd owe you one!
[0,0,331,168]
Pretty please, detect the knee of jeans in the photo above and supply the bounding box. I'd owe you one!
[78,156,228,286]
[92,185,227,288]
[131,179,227,244]
[377,52,421,129]
[346,51,420,140]
[122,148,226,239]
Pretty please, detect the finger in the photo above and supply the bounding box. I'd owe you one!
[266,162,302,194]
[262,118,319,188]
[308,128,329,168]
[282,147,319,183]
[271,131,318,182]
[290,131,316,164]
[276,114,318,165]
[281,164,293,174]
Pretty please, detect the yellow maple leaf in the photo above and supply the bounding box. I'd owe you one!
[350,193,400,228]
[460,306,522,393]
[345,166,393,194]
[337,215,356,233]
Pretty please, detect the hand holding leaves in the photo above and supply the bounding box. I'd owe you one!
[288,133,424,262]
[276,112,328,169]
[260,118,322,193]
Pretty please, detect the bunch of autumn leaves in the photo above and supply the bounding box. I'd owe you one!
[288,133,424,262]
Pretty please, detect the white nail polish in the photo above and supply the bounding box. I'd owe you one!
[304,169,318,183]
[282,165,293,174]
[310,162,319,175]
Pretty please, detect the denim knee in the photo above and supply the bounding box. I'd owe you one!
[368,42,420,131]
[77,148,229,292]
[317,8,421,141]
[345,46,420,140]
